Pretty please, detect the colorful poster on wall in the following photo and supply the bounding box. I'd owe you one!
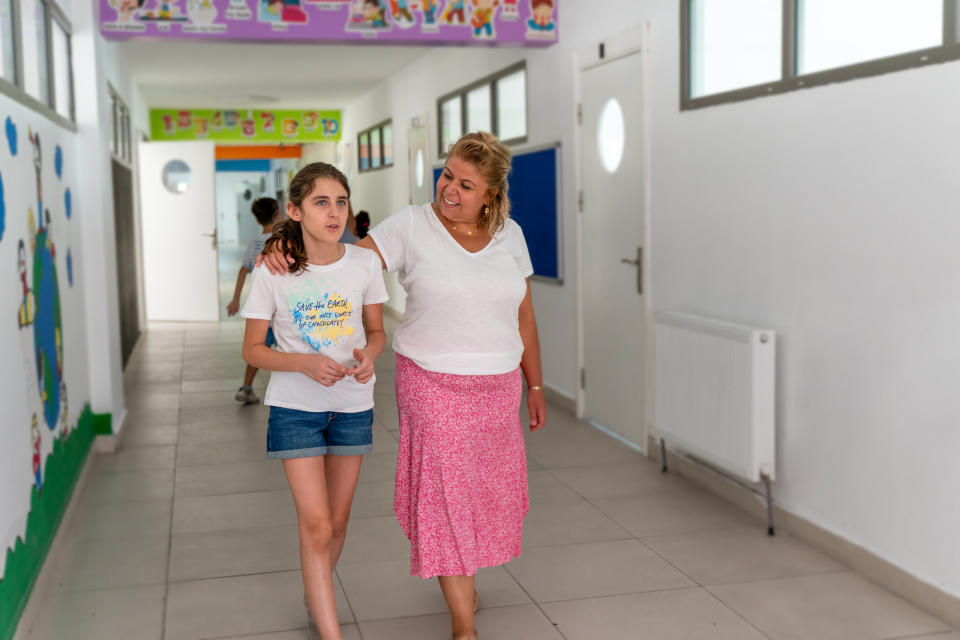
[100,0,558,45]
[149,108,342,142]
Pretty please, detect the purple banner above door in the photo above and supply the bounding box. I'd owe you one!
[100,0,558,46]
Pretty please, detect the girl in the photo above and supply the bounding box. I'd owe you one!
[241,162,388,640]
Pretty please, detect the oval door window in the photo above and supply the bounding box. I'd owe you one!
[162,160,192,194]
[598,98,625,174]
[415,148,425,188]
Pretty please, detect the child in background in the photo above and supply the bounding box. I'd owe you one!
[354,210,370,239]
[241,163,388,640]
[227,197,279,404]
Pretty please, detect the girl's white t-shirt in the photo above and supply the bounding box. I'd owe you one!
[369,204,534,375]
[241,244,389,412]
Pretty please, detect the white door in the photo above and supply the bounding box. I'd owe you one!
[407,121,431,206]
[581,47,649,447]
[139,141,219,321]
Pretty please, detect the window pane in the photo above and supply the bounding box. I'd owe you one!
[440,96,462,153]
[0,0,15,82]
[496,69,526,141]
[21,0,49,104]
[466,84,491,134]
[798,0,942,74]
[370,128,381,169]
[689,0,781,98]
[52,20,72,119]
[382,122,393,165]
[358,132,369,171]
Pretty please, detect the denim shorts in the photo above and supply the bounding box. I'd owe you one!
[265,326,277,349]
[267,406,373,458]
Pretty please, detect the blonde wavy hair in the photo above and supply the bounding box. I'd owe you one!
[446,131,512,235]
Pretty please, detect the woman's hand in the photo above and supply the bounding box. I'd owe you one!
[299,354,348,387]
[527,389,547,432]
[347,348,375,384]
[226,298,240,317]
[256,238,294,274]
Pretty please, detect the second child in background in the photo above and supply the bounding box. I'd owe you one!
[241,163,388,640]
[339,202,360,244]
[355,210,370,239]
[227,197,280,404]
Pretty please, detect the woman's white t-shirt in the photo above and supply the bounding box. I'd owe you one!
[369,204,534,375]
[241,244,389,412]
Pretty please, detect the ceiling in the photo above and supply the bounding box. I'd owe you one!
[118,41,434,109]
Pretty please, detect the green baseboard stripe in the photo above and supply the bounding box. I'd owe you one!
[92,411,112,436]
[0,405,97,640]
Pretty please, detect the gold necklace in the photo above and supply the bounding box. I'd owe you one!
[435,204,481,235]
[450,222,480,236]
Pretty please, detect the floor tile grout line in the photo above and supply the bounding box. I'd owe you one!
[499,563,571,640]
[541,457,783,638]
[333,568,364,638]
[627,527,778,640]
[159,357,186,640]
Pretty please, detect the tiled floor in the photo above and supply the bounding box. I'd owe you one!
[19,320,959,640]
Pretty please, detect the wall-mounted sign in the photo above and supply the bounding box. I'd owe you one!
[101,0,558,46]
[149,108,342,142]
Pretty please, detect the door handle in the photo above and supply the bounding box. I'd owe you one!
[620,246,642,295]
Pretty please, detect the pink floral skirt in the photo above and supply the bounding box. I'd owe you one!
[393,354,529,579]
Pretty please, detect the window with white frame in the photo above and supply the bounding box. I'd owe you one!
[1,0,75,125]
[683,0,960,109]
[357,119,393,173]
[437,61,527,155]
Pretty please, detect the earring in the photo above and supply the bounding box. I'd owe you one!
[483,205,490,215]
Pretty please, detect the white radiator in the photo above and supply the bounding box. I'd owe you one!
[653,312,776,483]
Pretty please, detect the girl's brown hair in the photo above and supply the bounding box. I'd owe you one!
[446,131,512,235]
[264,162,350,273]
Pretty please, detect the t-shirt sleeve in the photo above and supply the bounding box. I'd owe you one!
[363,252,390,305]
[367,207,413,274]
[241,238,262,273]
[240,265,276,320]
[504,220,534,278]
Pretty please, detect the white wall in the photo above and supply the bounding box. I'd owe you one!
[72,0,130,426]
[0,0,132,586]
[340,0,960,602]
[640,1,960,599]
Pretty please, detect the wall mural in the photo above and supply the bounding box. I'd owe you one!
[4,113,74,524]
[100,0,558,44]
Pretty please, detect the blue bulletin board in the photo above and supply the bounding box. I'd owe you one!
[434,143,563,282]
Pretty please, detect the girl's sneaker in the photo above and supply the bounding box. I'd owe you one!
[234,386,260,404]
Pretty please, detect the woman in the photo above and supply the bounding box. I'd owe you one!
[264,132,546,640]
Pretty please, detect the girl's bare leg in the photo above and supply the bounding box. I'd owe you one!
[283,457,342,640]
[438,574,477,639]
[323,455,364,568]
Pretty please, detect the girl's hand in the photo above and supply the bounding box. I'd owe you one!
[256,240,294,275]
[300,354,348,387]
[226,299,240,316]
[347,347,375,384]
[527,389,547,432]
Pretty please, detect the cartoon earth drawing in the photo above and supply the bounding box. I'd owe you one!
[23,129,64,431]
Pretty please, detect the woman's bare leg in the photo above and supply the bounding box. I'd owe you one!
[283,457,342,640]
[438,574,477,639]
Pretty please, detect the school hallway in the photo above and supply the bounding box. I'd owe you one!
[10,317,955,640]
